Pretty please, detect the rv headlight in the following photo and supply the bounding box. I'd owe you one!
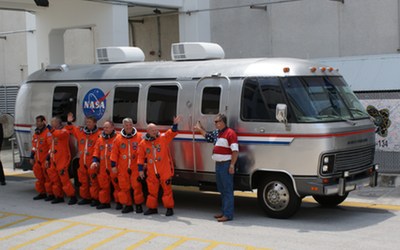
[320,154,335,175]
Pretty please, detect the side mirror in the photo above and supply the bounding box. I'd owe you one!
[276,103,288,124]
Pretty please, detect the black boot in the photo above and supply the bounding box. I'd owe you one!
[90,200,100,207]
[115,203,123,210]
[78,199,91,205]
[97,203,111,210]
[165,208,174,217]
[135,205,143,214]
[68,196,78,205]
[144,208,158,215]
[51,197,65,204]
[33,193,47,200]
[45,195,55,202]
[121,205,134,214]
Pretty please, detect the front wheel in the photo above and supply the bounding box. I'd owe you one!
[257,175,301,219]
[312,193,348,207]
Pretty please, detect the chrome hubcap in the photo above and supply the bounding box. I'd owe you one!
[264,181,290,211]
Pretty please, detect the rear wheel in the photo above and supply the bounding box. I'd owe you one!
[257,175,301,219]
[312,193,348,207]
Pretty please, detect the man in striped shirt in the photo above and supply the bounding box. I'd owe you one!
[194,114,239,222]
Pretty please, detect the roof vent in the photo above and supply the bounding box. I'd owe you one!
[171,42,225,61]
[96,47,145,64]
[44,64,69,72]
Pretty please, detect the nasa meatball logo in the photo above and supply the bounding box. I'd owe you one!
[82,88,110,120]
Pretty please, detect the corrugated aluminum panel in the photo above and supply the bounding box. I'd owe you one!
[0,85,19,115]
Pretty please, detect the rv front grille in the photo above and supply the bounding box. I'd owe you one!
[334,145,375,173]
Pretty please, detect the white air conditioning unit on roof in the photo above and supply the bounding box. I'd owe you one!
[96,46,145,64]
[171,42,225,61]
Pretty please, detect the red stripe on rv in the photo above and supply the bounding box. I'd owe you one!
[14,124,32,128]
[237,128,376,138]
[14,124,374,138]
[187,128,375,138]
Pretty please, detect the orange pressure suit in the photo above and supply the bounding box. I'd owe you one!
[47,125,75,199]
[31,127,52,196]
[110,128,144,207]
[66,124,101,201]
[137,127,177,210]
[92,130,120,205]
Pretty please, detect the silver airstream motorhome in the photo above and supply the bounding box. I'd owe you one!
[14,42,378,218]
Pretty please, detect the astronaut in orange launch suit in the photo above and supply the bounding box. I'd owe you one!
[66,112,101,206]
[110,118,144,214]
[45,116,77,205]
[138,115,182,217]
[30,115,52,201]
[91,120,122,210]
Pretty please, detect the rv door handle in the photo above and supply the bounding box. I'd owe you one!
[259,128,265,133]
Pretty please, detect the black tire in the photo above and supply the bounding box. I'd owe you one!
[312,193,348,207]
[257,175,301,219]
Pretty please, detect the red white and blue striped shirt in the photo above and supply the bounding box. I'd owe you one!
[205,127,239,162]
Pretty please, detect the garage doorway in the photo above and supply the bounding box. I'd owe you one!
[128,6,179,61]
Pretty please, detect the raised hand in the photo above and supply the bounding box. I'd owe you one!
[67,112,74,123]
[173,115,182,124]
[193,121,202,132]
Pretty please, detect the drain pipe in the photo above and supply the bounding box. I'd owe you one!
[156,15,162,58]
[398,0,400,52]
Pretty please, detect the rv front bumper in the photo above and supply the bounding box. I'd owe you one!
[324,168,378,195]
[295,165,379,196]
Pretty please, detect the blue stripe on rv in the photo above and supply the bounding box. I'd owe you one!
[15,130,31,134]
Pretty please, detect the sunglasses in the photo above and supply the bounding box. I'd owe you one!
[214,120,222,124]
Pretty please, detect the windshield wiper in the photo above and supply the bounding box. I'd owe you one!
[348,108,367,116]
[345,119,357,126]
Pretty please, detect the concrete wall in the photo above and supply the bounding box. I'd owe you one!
[210,0,400,59]
[64,29,95,65]
[0,10,30,85]
[35,0,129,67]
[179,0,210,42]
[3,0,400,84]
[339,0,399,56]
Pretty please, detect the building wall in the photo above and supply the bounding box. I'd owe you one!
[36,0,129,66]
[0,10,30,85]
[2,0,400,84]
[178,0,210,42]
[210,0,400,59]
[64,28,95,65]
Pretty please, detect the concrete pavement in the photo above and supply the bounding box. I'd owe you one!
[2,148,400,250]
[1,147,400,207]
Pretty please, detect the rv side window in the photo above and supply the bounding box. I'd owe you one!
[147,85,178,125]
[201,87,221,114]
[241,77,285,122]
[113,87,139,124]
[52,86,78,121]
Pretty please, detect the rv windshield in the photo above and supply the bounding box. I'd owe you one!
[281,76,368,122]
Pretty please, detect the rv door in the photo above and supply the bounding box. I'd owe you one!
[193,76,230,173]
